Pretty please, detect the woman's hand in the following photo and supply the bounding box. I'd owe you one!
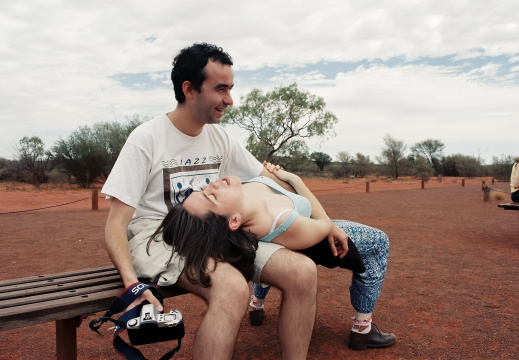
[263,161,298,184]
[327,224,349,259]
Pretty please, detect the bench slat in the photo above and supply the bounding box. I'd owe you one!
[0,267,119,291]
[0,281,124,310]
[0,275,122,301]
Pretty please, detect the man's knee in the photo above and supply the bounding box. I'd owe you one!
[209,262,250,305]
[262,250,318,294]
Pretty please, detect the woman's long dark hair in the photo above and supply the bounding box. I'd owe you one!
[148,204,258,287]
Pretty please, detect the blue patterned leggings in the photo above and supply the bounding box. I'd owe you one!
[252,220,390,314]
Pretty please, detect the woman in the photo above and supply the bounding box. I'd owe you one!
[150,165,395,348]
[149,168,346,285]
[511,157,519,203]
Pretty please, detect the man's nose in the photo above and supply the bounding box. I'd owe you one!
[223,94,233,106]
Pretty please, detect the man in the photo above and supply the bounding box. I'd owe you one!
[102,43,317,359]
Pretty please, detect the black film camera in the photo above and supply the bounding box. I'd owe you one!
[126,304,185,346]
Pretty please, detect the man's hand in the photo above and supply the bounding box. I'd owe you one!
[327,224,349,259]
[126,289,164,312]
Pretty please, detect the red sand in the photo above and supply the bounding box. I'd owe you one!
[0,177,518,359]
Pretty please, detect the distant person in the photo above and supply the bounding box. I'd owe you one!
[154,163,397,350]
[511,157,519,202]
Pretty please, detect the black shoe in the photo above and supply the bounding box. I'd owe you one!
[348,324,396,350]
[249,309,266,326]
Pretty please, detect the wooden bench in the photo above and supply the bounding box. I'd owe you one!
[0,266,187,360]
[498,203,519,210]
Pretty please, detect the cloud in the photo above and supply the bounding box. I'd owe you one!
[0,0,518,162]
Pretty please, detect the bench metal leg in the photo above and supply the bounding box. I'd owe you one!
[56,317,80,360]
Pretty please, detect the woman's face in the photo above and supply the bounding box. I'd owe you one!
[183,176,243,218]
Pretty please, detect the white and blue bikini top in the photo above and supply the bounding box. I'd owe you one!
[243,176,312,243]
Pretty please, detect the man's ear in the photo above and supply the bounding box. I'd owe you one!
[228,213,242,231]
[182,81,194,99]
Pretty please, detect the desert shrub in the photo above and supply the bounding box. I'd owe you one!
[0,158,27,181]
[412,156,434,182]
[47,168,70,184]
[441,154,482,177]
[489,155,514,181]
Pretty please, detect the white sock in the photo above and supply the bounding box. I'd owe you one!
[351,317,372,334]
[249,296,265,310]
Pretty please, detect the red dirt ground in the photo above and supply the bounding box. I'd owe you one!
[0,177,518,359]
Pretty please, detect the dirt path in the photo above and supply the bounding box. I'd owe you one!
[0,177,517,359]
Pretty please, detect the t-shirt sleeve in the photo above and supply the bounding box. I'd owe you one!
[223,133,263,180]
[101,142,151,208]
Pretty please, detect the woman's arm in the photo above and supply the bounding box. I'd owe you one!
[266,167,333,249]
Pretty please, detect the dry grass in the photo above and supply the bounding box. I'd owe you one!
[491,191,507,201]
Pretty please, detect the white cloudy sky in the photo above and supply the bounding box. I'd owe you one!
[1,0,518,162]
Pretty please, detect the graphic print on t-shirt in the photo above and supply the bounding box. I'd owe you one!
[162,156,222,210]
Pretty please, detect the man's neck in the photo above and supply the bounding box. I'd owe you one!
[167,105,204,137]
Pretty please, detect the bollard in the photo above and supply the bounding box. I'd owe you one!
[366,181,370,193]
[492,178,495,185]
[482,181,485,191]
[483,186,490,202]
[92,189,98,210]
[421,178,425,189]
[462,179,465,187]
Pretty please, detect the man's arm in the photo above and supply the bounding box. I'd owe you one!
[105,198,162,310]
[513,163,519,189]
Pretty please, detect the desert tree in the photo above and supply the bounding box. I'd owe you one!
[222,83,338,162]
[352,153,374,178]
[310,151,332,172]
[92,115,147,177]
[52,126,110,188]
[489,154,514,181]
[411,139,444,175]
[334,151,354,178]
[16,136,54,184]
[379,134,407,179]
[270,139,310,171]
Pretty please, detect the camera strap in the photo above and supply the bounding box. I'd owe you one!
[89,282,181,360]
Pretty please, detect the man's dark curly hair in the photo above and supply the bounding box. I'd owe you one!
[148,204,257,287]
[171,43,233,103]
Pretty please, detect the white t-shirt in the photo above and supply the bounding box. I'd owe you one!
[102,114,263,222]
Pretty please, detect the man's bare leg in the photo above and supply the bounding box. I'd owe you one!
[260,249,318,360]
[176,260,249,360]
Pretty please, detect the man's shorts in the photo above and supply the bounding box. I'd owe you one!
[127,218,284,287]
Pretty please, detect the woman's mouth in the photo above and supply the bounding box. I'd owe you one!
[221,178,230,186]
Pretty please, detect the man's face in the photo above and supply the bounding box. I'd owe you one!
[191,60,234,125]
